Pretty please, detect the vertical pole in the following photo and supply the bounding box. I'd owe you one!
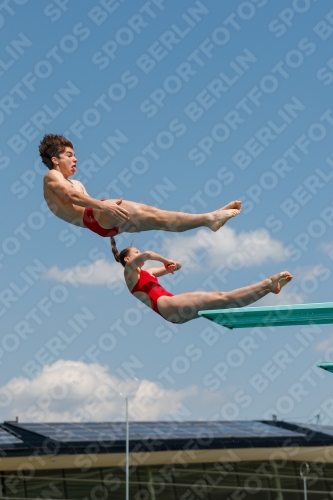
[147,467,156,500]
[271,462,283,500]
[126,397,129,500]
[300,462,309,500]
[303,477,307,500]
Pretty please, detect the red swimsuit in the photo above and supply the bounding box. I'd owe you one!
[83,204,119,237]
[131,270,174,320]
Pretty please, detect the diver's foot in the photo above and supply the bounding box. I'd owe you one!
[269,272,293,294]
[222,200,242,211]
[209,208,241,232]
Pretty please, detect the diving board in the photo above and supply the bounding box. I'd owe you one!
[317,363,333,374]
[198,302,333,329]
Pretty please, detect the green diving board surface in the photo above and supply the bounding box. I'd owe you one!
[317,363,333,374]
[198,302,333,329]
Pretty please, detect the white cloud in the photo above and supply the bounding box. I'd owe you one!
[43,229,289,287]
[161,227,289,272]
[43,259,124,286]
[257,286,306,307]
[292,264,328,281]
[274,263,331,305]
[315,335,333,351]
[0,360,197,423]
[320,241,333,257]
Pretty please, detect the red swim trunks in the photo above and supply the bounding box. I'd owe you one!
[83,207,119,237]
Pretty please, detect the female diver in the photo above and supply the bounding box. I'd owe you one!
[111,237,293,324]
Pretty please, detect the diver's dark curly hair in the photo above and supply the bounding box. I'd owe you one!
[38,134,74,169]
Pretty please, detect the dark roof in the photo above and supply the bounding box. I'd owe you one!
[11,420,305,441]
[0,420,332,458]
[0,426,23,446]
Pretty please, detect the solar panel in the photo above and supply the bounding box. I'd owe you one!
[0,427,23,445]
[19,423,122,443]
[292,423,333,437]
[18,421,304,443]
[136,421,305,439]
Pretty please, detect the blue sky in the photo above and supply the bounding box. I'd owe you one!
[1,0,333,424]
